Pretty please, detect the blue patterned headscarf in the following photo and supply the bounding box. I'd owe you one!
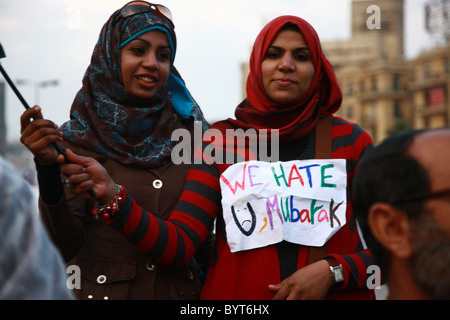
[60,6,208,167]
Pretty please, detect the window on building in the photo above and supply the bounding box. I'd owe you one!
[393,74,400,91]
[427,86,445,107]
[393,101,402,118]
[346,105,354,119]
[347,83,354,96]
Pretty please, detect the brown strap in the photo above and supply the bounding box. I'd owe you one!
[307,116,332,264]
[314,115,332,159]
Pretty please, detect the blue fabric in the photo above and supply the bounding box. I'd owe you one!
[169,73,195,119]
[0,157,74,299]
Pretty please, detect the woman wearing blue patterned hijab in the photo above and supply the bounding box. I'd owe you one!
[60,1,207,167]
[19,2,212,300]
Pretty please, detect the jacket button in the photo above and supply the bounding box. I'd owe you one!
[146,261,156,271]
[97,275,107,284]
[152,179,163,189]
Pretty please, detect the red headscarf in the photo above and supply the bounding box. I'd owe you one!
[230,15,342,143]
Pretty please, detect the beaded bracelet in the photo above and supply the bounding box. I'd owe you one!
[92,184,126,221]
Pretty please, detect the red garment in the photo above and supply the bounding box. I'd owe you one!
[201,117,375,300]
[232,15,342,143]
[105,117,375,299]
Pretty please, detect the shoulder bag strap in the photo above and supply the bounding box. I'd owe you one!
[307,115,332,264]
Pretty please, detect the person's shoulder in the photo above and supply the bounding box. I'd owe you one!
[0,156,35,217]
[330,116,373,152]
[332,116,370,137]
[0,157,28,191]
[332,116,363,129]
[0,156,13,173]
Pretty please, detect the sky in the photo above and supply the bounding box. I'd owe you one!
[0,0,434,142]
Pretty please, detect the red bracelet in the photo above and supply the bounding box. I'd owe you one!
[92,184,126,221]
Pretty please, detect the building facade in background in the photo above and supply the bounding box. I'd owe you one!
[242,0,450,144]
[410,46,450,130]
[327,0,450,144]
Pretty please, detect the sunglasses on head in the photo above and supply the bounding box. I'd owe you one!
[119,1,174,27]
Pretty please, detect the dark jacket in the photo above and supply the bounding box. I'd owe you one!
[39,139,206,300]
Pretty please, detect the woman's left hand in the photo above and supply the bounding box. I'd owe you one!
[268,259,334,300]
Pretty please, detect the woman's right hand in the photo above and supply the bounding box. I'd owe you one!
[20,106,64,166]
[59,149,118,204]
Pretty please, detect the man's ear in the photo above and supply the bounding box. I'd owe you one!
[368,203,412,259]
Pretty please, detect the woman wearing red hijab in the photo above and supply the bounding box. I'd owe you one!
[58,16,375,300]
[228,15,342,143]
[199,16,375,299]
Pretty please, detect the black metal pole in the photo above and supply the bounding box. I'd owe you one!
[0,82,6,156]
[0,58,95,196]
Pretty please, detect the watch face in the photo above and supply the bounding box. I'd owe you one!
[332,265,344,283]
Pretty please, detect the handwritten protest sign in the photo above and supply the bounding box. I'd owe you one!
[220,159,347,252]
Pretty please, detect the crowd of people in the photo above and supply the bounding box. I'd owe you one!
[1,1,448,300]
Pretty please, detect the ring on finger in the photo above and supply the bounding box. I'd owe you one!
[64,178,74,189]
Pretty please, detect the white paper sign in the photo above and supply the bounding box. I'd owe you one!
[220,159,347,252]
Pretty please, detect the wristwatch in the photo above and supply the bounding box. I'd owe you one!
[325,257,344,285]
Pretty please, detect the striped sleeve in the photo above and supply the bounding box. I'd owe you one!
[328,250,374,289]
[327,117,375,290]
[109,163,220,266]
